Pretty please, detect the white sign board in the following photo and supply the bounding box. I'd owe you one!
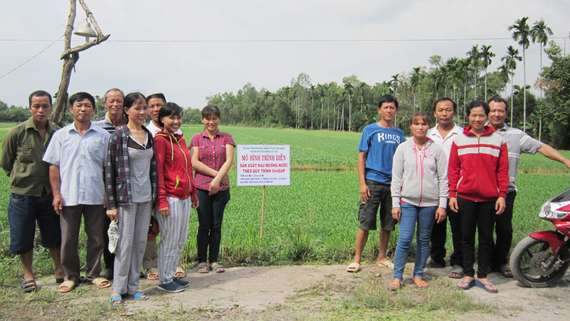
[237,145,290,186]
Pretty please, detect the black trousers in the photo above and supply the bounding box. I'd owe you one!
[458,197,496,278]
[430,206,463,267]
[196,189,230,264]
[493,191,516,268]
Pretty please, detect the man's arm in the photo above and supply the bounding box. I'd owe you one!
[537,144,570,169]
[0,129,18,175]
[357,151,369,202]
[49,165,63,215]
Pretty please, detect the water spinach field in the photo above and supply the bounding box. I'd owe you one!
[0,123,569,276]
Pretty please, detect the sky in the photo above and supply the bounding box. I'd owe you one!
[1,0,569,111]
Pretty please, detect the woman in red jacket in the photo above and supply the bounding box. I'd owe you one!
[154,102,199,293]
[448,100,509,294]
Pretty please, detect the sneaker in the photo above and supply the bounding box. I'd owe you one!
[158,281,185,293]
[173,277,189,288]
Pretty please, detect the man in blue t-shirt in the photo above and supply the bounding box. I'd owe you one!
[347,95,405,273]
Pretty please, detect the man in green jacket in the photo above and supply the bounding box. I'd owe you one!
[1,90,64,292]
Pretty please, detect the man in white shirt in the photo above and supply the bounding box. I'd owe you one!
[426,98,464,279]
[44,92,111,293]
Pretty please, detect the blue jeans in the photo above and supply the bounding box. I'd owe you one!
[393,203,436,280]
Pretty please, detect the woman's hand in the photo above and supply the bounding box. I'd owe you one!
[209,179,221,196]
[392,207,401,221]
[495,197,506,215]
[221,175,229,185]
[107,208,119,222]
[191,199,199,209]
[159,206,171,216]
[449,197,459,213]
[435,207,447,224]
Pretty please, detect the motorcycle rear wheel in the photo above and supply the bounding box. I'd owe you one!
[510,236,570,288]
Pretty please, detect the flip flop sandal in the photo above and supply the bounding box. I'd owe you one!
[413,277,429,288]
[124,291,149,300]
[109,294,123,307]
[174,266,186,278]
[377,260,394,269]
[387,279,402,290]
[448,265,465,279]
[91,277,111,288]
[456,279,476,290]
[197,263,209,273]
[476,279,499,293]
[346,262,361,273]
[211,264,225,273]
[21,279,37,292]
[59,280,76,293]
[146,267,159,280]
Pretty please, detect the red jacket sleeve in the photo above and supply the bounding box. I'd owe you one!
[154,136,169,209]
[448,142,461,197]
[496,142,510,198]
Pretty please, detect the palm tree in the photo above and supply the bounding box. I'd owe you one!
[509,17,531,131]
[530,19,553,98]
[480,45,496,101]
[457,58,471,121]
[466,45,480,99]
[501,45,522,126]
[411,67,422,112]
[445,57,459,101]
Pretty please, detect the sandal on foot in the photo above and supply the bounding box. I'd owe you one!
[211,263,225,273]
[124,291,149,300]
[449,265,465,279]
[109,295,123,307]
[146,267,159,280]
[377,260,394,269]
[413,277,428,288]
[346,262,361,273]
[387,279,402,290]
[456,279,475,290]
[59,280,76,293]
[92,277,111,288]
[498,264,513,278]
[174,266,186,278]
[197,263,209,273]
[476,279,498,293]
[21,279,37,293]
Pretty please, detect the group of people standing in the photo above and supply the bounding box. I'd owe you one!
[2,89,235,307]
[348,95,570,294]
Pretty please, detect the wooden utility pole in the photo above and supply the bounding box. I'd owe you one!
[52,0,110,125]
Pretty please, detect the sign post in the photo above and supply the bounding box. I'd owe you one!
[237,145,291,237]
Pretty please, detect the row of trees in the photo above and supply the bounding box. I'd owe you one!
[206,17,570,148]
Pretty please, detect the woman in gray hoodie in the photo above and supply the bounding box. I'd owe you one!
[388,112,448,290]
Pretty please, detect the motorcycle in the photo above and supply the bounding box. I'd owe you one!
[510,187,570,287]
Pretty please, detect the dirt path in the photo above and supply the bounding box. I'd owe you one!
[62,264,570,320]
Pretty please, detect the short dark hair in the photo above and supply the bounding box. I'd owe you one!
[378,95,399,109]
[201,105,221,119]
[146,93,166,103]
[158,102,183,128]
[466,100,490,118]
[488,96,508,109]
[409,112,430,127]
[69,92,95,107]
[124,92,147,110]
[104,88,124,102]
[433,97,457,113]
[28,90,52,106]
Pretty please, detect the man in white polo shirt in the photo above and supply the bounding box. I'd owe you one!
[426,98,464,279]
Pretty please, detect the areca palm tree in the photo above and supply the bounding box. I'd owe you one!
[480,45,496,101]
[411,67,421,112]
[531,19,553,98]
[509,17,531,131]
[501,45,522,126]
[467,45,480,99]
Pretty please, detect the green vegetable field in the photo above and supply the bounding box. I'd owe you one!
[0,123,569,281]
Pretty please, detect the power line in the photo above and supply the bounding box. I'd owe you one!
[0,36,63,79]
[1,36,568,43]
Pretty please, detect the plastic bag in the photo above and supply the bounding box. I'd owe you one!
[108,220,119,253]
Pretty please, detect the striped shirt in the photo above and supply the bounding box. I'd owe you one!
[190,130,236,191]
